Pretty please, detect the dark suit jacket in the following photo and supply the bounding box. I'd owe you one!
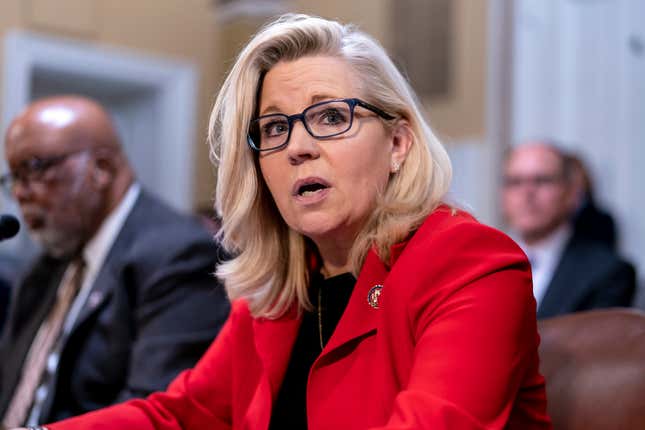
[0,190,230,424]
[537,236,636,319]
[0,278,9,333]
[571,196,617,249]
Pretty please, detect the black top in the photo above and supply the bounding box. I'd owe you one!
[269,272,356,430]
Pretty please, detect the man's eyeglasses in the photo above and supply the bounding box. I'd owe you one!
[503,174,565,189]
[247,98,395,152]
[0,149,89,194]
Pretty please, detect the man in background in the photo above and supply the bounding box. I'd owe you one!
[0,96,229,427]
[502,141,635,319]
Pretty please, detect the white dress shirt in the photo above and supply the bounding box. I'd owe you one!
[517,224,572,308]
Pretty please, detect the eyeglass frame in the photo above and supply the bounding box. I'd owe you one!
[502,173,567,189]
[246,97,396,152]
[0,148,90,194]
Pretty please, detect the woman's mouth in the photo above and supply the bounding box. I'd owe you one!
[292,177,331,203]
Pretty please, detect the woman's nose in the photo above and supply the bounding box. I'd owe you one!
[286,120,320,165]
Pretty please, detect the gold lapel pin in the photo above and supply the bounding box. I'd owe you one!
[367,285,383,309]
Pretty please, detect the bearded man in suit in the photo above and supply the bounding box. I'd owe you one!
[0,96,229,427]
[502,141,635,319]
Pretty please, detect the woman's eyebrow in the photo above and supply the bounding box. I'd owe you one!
[310,94,338,104]
[259,93,340,116]
[259,104,281,116]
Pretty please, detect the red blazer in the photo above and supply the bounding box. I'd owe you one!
[48,207,551,429]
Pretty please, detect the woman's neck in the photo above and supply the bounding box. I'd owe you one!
[315,240,353,279]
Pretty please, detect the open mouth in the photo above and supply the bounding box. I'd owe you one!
[293,178,331,197]
[299,183,328,196]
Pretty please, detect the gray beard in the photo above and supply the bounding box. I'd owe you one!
[31,228,83,259]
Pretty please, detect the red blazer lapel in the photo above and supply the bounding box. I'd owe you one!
[319,233,414,358]
[320,249,390,356]
[246,236,413,425]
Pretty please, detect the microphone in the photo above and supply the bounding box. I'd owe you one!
[0,214,20,241]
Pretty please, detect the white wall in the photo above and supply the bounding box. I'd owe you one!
[512,0,645,289]
[446,139,497,226]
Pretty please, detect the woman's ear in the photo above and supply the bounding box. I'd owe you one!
[390,119,413,173]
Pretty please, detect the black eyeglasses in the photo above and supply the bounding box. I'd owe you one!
[503,174,565,189]
[0,149,89,194]
[247,98,395,152]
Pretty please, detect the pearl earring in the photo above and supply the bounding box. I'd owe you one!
[391,161,400,173]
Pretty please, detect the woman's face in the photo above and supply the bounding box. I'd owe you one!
[256,55,409,261]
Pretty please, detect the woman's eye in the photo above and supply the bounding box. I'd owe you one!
[262,121,289,137]
[319,109,347,125]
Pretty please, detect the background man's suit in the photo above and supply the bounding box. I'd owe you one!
[537,235,636,319]
[0,278,9,333]
[0,190,230,423]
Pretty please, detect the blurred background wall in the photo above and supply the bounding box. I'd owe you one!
[0,0,643,301]
[509,0,645,305]
[0,0,221,212]
[0,0,490,212]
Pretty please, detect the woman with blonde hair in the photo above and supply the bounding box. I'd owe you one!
[24,13,551,430]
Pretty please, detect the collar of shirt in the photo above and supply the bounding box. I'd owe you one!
[81,182,141,278]
[518,223,572,307]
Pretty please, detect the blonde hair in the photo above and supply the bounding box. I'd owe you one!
[210,14,452,318]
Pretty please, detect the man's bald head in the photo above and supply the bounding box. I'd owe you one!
[6,95,122,157]
[4,95,134,257]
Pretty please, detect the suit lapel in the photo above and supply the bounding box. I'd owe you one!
[538,238,585,318]
[319,249,390,357]
[246,251,389,430]
[69,264,115,332]
[245,236,409,427]
[68,192,148,333]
